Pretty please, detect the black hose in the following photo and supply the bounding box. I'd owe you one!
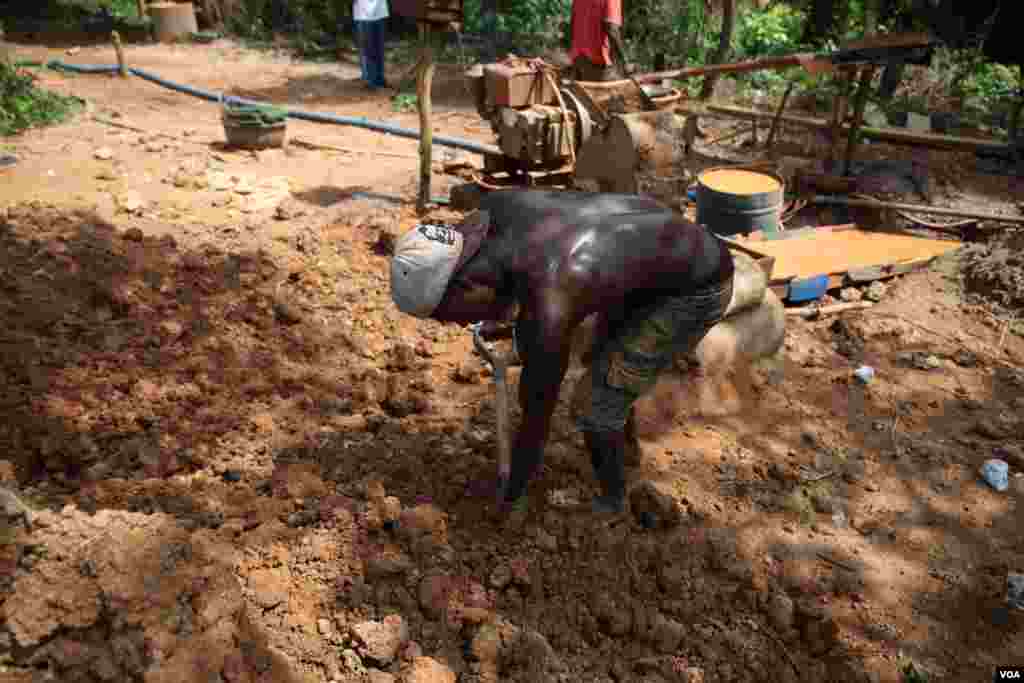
[44,60,499,157]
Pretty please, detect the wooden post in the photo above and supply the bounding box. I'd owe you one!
[843,65,877,176]
[136,0,147,18]
[111,31,128,78]
[765,81,795,150]
[416,23,435,214]
[826,68,853,172]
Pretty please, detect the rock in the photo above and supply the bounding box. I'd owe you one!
[116,191,145,214]
[419,574,451,617]
[402,656,456,683]
[248,568,290,609]
[648,614,687,653]
[681,668,705,683]
[453,361,483,384]
[629,480,684,529]
[123,227,145,242]
[864,622,898,641]
[317,618,332,635]
[953,349,978,367]
[365,553,414,579]
[0,461,15,483]
[400,504,448,546]
[368,671,398,683]
[402,641,424,661]
[811,491,834,514]
[272,300,303,325]
[864,281,887,302]
[366,495,402,531]
[974,418,1011,440]
[93,147,114,160]
[839,287,863,302]
[766,592,794,631]
[351,615,409,666]
[391,343,418,371]
[536,529,558,552]
[489,564,513,590]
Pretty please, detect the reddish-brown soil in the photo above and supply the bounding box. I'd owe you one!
[0,38,1022,683]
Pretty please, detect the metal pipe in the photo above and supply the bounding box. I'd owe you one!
[43,60,501,156]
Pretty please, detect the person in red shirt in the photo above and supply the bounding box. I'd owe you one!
[568,0,631,81]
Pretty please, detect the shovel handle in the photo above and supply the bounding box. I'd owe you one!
[472,325,512,482]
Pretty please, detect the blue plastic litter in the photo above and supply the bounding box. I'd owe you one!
[853,366,875,384]
[981,459,1009,492]
[787,274,830,303]
[686,188,698,202]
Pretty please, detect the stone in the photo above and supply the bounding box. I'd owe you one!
[248,568,290,609]
[864,622,898,642]
[536,529,558,552]
[419,574,451,617]
[811,491,834,514]
[649,614,687,653]
[351,615,409,666]
[0,461,15,483]
[93,147,114,160]
[765,593,794,631]
[864,281,887,302]
[489,564,513,590]
[123,227,145,242]
[402,656,456,683]
[367,496,403,531]
[839,287,863,302]
[400,504,448,546]
[317,618,332,636]
[368,671,397,683]
[629,480,684,529]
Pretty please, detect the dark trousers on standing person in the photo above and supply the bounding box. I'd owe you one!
[356,19,387,89]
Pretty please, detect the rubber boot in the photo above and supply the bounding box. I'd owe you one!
[584,430,626,514]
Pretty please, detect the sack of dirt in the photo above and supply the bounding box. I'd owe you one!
[722,251,768,319]
[691,286,785,378]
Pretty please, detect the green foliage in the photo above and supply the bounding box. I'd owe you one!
[736,4,805,58]
[463,0,570,39]
[962,63,1022,110]
[0,59,82,136]
[899,659,929,683]
[391,92,418,113]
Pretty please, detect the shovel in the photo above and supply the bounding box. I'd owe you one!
[471,323,511,493]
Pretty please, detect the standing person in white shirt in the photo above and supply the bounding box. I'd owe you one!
[353,0,389,90]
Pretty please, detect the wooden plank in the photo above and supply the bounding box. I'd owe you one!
[705,104,1001,152]
[751,229,961,284]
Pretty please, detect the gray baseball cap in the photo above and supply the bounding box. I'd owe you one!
[390,211,492,318]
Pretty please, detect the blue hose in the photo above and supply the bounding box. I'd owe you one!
[44,60,499,157]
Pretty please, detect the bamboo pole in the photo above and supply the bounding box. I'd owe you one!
[702,103,1002,152]
[843,66,877,176]
[416,23,435,213]
[111,31,127,78]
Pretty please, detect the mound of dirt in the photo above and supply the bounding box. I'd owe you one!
[961,231,1024,309]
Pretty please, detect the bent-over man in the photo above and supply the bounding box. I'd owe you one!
[390,190,735,514]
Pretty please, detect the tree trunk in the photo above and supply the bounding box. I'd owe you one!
[699,0,736,101]
[416,26,435,213]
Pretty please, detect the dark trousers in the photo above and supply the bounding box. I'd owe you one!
[356,19,386,88]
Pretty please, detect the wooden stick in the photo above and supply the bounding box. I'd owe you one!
[765,81,795,150]
[810,196,1024,225]
[843,65,877,176]
[290,137,418,159]
[416,24,435,214]
[786,301,874,319]
[703,103,1002,152]
[111,31,127,78]
[473,326,511,485]
[136,0,147,18]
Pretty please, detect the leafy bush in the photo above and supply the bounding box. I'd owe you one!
[735,4,805,58]
[1,59,82,136]
[962,62,1022,110]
